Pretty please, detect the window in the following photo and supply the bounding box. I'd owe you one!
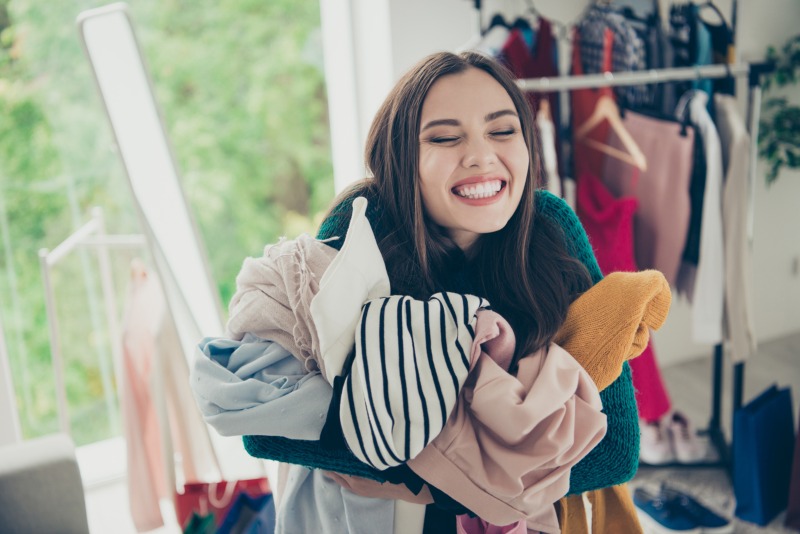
[0,0,333,446]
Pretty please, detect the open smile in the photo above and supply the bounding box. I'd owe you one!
[451,178,507,203]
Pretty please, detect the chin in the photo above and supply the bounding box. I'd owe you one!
[471,221,510,235]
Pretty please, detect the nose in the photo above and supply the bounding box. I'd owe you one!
[461,137,497,169]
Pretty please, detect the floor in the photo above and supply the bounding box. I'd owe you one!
[83,331,800,533]
[631,331,800,533]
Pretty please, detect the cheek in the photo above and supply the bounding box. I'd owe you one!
[508,141,530,178]
[418,150,455,195]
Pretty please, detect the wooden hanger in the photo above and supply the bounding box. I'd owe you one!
[575,94,648,172]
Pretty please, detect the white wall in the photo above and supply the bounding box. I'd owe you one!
[351,0,800,366]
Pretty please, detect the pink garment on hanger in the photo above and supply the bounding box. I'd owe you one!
[601,111,694,286]
[121,263,169,531]
[577,172,671,422]
[121,261,219,531]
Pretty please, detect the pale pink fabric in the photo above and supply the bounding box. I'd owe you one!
[226,235,337,373]
[121,262,219,531]
[121,265,168,531]
[409,323,607,534]
[472,309,517,371]
[602,111,694,286]
[457,515,529,534]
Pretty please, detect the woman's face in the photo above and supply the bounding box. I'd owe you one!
[418,67,529,252]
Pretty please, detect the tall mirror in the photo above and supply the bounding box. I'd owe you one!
[77,3,224,358]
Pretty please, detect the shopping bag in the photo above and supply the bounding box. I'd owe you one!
[732,384,794,526]
[785,408,800,529]
[174,477,271,530]
[183,512,216,534]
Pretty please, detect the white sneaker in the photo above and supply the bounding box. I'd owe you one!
[639,419,675,465]
[667,411,708,463]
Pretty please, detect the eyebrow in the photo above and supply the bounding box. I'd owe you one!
[420,109,518,132]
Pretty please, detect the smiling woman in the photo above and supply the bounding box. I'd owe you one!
[418,67,528,251]
[196,50,648,533]
[341,52,591,360]
[287,51,638,531]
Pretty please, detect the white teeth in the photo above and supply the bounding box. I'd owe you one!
[454,179,503,199]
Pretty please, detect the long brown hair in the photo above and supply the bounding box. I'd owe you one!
[329,51,590,360]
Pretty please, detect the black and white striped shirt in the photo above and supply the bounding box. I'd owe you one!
[340,292,489,470]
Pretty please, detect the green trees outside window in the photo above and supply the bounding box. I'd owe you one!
[0,0,333,445]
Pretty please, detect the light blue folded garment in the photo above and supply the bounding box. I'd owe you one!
[277,466,394,534]
[191,334,332,440]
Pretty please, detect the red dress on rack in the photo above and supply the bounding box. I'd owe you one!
[577,172,672,423]
[571,29,671,423]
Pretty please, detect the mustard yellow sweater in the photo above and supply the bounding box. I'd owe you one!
[555,269,671,534]
[554,269,671,391]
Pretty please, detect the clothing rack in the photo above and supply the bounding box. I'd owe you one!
[518,61,773,474]
[39,207,146,434]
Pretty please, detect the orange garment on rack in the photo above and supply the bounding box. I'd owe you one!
[571,28,615,183]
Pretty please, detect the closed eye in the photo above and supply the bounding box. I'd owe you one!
[490,129,517,138]
[428,136,460,144]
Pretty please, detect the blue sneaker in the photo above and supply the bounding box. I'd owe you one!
[633,487,701,533]
[661,485,734,534]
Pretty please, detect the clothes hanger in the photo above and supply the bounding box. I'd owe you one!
[618,6,650,25]
[695,0,727,26]
[522,0,570,41]
[575,94,648,171]
[487,13,511,31]
[474,13,511,53]
[511,15,533,33]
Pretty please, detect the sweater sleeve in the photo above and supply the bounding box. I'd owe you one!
[535,190,640,494]
[535,190,603,285]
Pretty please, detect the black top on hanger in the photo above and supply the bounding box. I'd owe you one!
[511,16,532,33]
[484,11,532,35]
[487,13,510,32]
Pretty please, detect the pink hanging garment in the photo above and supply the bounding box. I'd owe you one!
[120,262,169,531]
[577,172,671,422]
[121,260,220,531]
[601,111,694,286]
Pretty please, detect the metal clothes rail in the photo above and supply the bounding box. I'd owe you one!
[517,61,773,473]
[39,207,146,435]
[519,63,749,91]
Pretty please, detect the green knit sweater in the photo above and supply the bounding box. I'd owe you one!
[243,188,640,495]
